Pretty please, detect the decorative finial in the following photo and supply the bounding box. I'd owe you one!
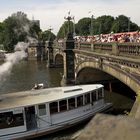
[64,11,74,33]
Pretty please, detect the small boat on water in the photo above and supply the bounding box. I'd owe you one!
[32,83,46,90]
[32,82,49,90]
[0,84,112,140]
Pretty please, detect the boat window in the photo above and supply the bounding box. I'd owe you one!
[98,88,103,100]
[38,104,46,116]
[84,93,90,105]
[77,95,83,107]
[0,111,24,129]
[91,91,97,102]
[59,100,67,112]
[49,102,58,114]
[68,98,75,110]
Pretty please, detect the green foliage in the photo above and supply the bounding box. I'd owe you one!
[57,21,74,39]
[75,18,91,35]
[30,21,42,39]
[111,15,139,33]
[1,12,29,51]
[0,22,4,44]
[41,30,56,42]
[95,15,114,34]
[74,15,139,36]
[74,16,114,35]
[0,11,41,52]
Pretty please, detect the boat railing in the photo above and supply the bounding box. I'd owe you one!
[35,115,52,125]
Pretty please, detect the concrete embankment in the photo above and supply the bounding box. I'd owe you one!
[76,113,140,140]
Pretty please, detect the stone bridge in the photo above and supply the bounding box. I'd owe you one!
[50,39,140,117]
[53,41,140,94]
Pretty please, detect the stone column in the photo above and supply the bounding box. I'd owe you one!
[91,41,94,51]
[61,33,75,86]
[112,42,119,55]
[46,40,54,68]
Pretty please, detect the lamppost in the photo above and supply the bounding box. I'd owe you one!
[64,11,74,34]
[62,11,75,86]
[48,26,53,40]
[128,17,131,32]
[91,15,94,36]
[89,12,94,36]
[73,16,76,37]
[47,26,54,68]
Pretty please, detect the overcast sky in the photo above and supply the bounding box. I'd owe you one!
[0,0,139,34]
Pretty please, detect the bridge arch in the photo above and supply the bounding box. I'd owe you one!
[54,51,63,66]
[75,61,140,93]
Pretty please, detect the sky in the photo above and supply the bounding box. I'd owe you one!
[0,0,140,34]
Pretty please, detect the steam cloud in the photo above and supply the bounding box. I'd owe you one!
[0,16,39,85]
[0,42,29,82]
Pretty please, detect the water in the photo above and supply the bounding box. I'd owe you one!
[0,60,135,140]
[0,61,62,94]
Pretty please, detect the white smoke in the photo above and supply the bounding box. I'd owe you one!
[0,14,40,85]
[23,24,30,34]
[0,42,29,82]
[27,36,38,44]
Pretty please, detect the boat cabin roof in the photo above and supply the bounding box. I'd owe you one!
[0,84,103,111]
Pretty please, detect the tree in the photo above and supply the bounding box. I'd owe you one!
[111,15,139,33]
[30,21,42,39]
[2,11,41,52]
[94,15,114,34]
[57,21,74,39]
[41,30,56,42]
[74,16,114,35]
[0,22,4,44]
[75,18,91,35]
[2,12,30,51]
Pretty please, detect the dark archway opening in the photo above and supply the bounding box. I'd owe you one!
[76,67,136,115]
[55,54,63,67]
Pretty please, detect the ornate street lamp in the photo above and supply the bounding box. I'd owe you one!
[73,16,76,37]
[91,15,94,36]
[62,11,75,86]
[128,17,131,32]
[89,11,94,36]
[64,11,74,34]
[48,26,53,40]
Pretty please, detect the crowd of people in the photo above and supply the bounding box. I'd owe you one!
[74,31,140,43]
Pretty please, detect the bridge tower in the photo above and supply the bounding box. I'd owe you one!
[61,12,75,85]
[46,27,54,68]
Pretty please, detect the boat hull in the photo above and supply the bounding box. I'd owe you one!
[0,103,112,140]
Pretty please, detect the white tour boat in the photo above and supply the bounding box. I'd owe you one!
[0,84,112,140]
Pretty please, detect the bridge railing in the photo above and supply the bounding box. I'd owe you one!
[118,43,140,57]
[75,41,140,58]
[54,41,140,58]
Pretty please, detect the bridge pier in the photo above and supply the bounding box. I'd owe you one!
[61,33,75,86]
[46,40,54,68]
[109,82,112,92]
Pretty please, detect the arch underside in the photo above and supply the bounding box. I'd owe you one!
[54,53,63,66]
[75,61,140,93]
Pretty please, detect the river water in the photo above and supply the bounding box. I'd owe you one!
[0,61,135,140]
